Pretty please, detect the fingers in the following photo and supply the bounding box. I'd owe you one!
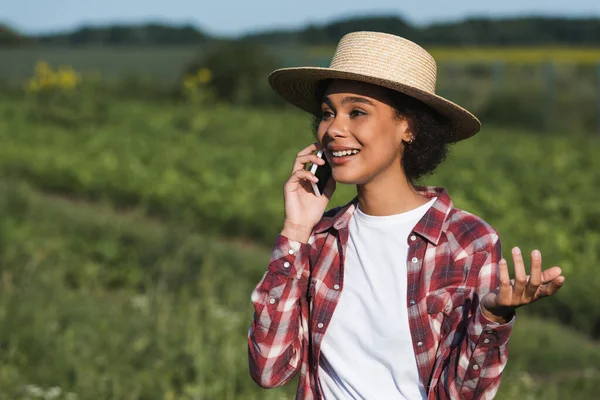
[292,153,325,173]
[502,245,565,306]
[536,276,566,299]
[511,247,527,299]
[285,169,319,187]
[291,143,322,172]
[541,266,563,284]
[525,250,542,299]
[498,258,512,305]
[297,142,319,157]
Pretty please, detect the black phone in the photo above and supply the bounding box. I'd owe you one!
[309,149,332,197]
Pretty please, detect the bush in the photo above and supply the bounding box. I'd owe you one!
[182,40,285,106]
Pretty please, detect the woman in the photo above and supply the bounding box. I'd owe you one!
[248,32,564,399]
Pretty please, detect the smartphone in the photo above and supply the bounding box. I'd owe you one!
[309,149,332,197]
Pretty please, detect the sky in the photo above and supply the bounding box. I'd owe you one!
[2,0,600,36]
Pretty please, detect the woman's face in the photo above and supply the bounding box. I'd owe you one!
[317,79,411,185]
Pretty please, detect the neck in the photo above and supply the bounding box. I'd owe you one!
[357,165,429,216]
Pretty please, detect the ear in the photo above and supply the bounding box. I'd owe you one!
[396,117,414,144]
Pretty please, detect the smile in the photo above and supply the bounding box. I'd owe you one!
[331,149,360,157]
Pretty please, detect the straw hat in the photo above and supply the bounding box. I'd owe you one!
[268,31,481,141]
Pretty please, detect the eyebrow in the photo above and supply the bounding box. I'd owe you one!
[322,95,375,108]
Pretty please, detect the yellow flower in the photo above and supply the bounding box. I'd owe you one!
[197,68,212,84]
[56,66,80,90]
[34,60,52,77]
[183,75,198,90]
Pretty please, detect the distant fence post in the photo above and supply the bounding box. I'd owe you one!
[543,61,555,133]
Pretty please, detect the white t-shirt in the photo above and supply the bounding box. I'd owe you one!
[318,198,436,400]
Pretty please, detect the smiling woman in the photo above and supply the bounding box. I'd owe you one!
[312,81,453,183]
[248,31,565,400]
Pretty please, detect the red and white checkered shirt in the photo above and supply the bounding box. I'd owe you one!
[248,186,514,399]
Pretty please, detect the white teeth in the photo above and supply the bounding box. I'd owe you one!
[332,149,360,157]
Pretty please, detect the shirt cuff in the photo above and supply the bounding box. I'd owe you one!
[267,234,311,280]
[470,304,515,348]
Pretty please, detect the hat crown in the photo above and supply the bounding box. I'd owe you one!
[329,31,437,93]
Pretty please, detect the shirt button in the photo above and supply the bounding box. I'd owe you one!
[483,338,490,344]
[411,257,418,264]
[472,364,480,371]
[283,262,290,268]
[269,298,276,304]
[417,341,423,348]
[317,322,324,329]
[409,299,416,305]
[288,249,295,255]
[333,284,340,290]
[410,235,417,241]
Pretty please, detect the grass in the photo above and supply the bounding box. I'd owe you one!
[0,181,598,399]
[1,95,599,336]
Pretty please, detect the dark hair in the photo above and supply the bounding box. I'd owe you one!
[312,80,454,184]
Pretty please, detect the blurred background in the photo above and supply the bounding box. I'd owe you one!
[1,1,599,399]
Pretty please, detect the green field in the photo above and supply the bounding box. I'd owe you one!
[3,45,600,83]
[0,47,201,83]
[0,91,599,398]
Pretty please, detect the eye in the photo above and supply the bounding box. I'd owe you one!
[321,109,334,120]
[349,109,366,118]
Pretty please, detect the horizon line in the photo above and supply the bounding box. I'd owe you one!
[3,10,600,38]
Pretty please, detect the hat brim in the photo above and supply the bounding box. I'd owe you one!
[269,67,481,142]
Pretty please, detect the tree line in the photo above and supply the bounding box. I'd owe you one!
[2,15,600,47]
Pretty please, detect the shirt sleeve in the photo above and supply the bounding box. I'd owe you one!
[247,234,311,388]
[461,234,515,399]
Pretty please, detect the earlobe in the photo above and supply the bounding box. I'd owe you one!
[401,128,415,145]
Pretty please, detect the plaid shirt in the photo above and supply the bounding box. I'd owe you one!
[249,186,514,399]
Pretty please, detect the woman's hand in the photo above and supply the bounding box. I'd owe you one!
[481,247,566,324]
[281,142,336,243]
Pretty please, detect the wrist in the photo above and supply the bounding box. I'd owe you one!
[281,221,313,244]
[481,304,515,325]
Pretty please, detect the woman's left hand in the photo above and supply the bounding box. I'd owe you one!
[480,247,566,324]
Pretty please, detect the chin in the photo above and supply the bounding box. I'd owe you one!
[332,169,368,186]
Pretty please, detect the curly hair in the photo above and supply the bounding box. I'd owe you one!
[311,80,455,184]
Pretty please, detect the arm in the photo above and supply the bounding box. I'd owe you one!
[248,141,337,388]
[459,235,514,399]
[431,235,515,400]
[247,234,311,388]
[462,240,566,398]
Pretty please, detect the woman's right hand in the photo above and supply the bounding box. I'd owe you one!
[281,142,336,243]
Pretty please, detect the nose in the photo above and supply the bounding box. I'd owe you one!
[324,115,348,140]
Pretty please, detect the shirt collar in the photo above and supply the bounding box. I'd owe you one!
[313,186,453,245]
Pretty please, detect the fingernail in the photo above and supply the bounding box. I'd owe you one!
[532,250,541,260]
[512,247,521,256]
